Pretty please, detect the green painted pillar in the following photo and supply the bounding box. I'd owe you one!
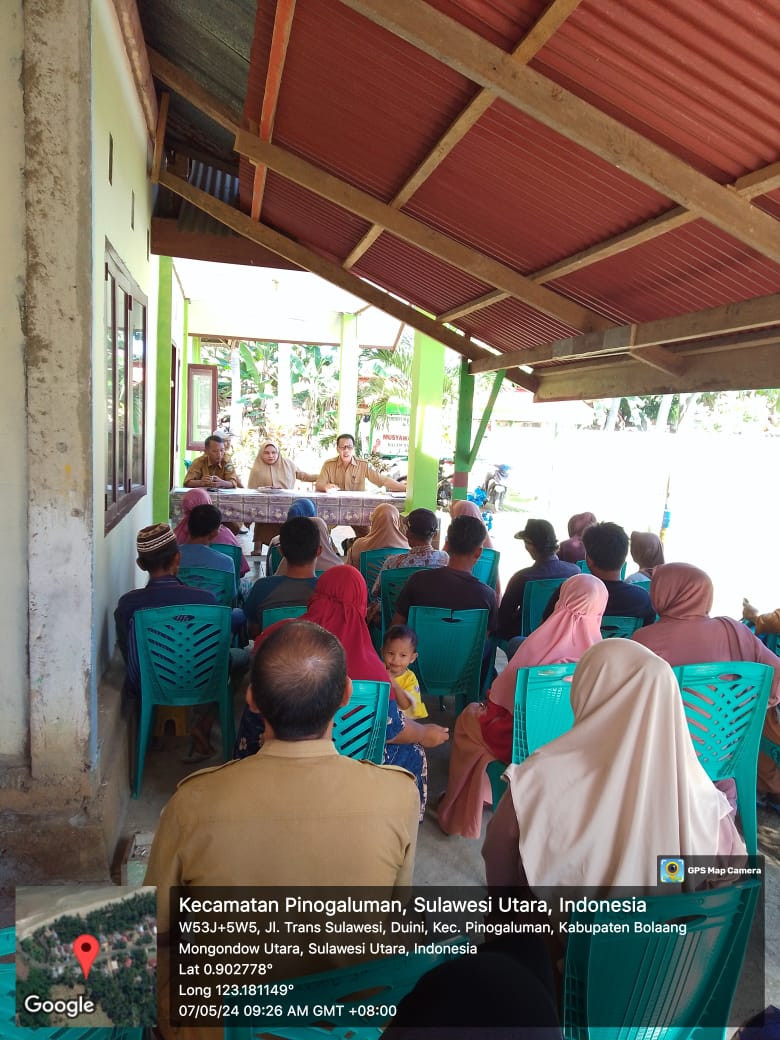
[406,329,445,511]
[153,256,173,522]
[337,312,359,437]
[453,361,474,501]
[177,298,189,484]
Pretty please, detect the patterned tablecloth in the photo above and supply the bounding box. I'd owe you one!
[169,488,408,528]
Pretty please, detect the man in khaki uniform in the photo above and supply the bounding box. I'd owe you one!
[145,618,418,907]
[146,621,418,1039]
[315,432,406,493]
[184,435,243,489]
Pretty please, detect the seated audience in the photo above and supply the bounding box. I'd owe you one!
[382,624,427,719]
[633,563,780,808]
[146,621,420,1038]
[173,487,249,576]
[370,507,447,599]
[437,574,607,840]
[543,521,655,626]
[345,502,408,569]
[299,567,448,816]
[625,530,665,583]
[265,498,317,574]
[114,524,216,695]
[392,515,497,633]
[275,516,344,573]
[178,504,237,597]
[483,640,745,890]
[557,510,596,564]
[497,519,579,640]
[244,516,320,638]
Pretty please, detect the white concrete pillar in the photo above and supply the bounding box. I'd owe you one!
[0,0,28,767]
[24,0,94,784]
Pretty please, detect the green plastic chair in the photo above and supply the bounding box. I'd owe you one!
[672,660,773,856]
[223,934,464,1040]
[472,547,500,589]
[359,546,408,594]
[407,607,488,714]
[520,577,568,636]
[178,565,235,607]
[765,632,779,655]
[578,559,627,579]
[2,926,147,1039]
[562,880,761,1039]
[332,679,390,764]
[486,758,508,810]
[266,543,282,576]
[379,565,428,637]
[209,542,243,585]
[600,615,643,639]
[131,604,234,797]
[511,663,576,764]
[261,603,308,629]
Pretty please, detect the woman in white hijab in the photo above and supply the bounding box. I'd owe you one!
[483,640,744,890]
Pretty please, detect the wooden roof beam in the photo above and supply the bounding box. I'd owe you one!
[338,0,780,265]
[251,0,297,221]
[157,169,539,392]
[234,129,610,333]
[342,0,583,270]
[469,292,780,374]
[111,0,157,139]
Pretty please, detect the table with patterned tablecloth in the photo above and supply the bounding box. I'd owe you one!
[170,488,408,528]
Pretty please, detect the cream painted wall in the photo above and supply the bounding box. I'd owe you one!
[91,0,156,676]
[0,0,29,762]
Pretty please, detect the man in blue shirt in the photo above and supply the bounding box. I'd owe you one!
[114,523,216,695]
[177,504,237,598]
[497,519,579,640]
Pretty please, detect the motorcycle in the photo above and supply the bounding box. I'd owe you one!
[483,464,511,512]
[437,461,453,510]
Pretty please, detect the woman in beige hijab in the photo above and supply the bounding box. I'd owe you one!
[345,502,408,570]
[248,439,318,554]
[483,640,744,890]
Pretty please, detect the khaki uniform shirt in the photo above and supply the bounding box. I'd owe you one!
[184,454,242,487]
[317,456,395,492]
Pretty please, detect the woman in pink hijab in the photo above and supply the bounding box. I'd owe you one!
[558,511,596,565]
[632,562,780,804]
[173,487,249,576]
[437,573,607,839]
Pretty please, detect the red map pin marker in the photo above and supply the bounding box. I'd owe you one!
[73,935,100,979]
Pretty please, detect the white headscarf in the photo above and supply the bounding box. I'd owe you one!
[505,639,743,889]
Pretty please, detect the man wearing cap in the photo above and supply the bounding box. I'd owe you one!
[114,524,217,696]
[370,508,448,599]
[496,519,580,641]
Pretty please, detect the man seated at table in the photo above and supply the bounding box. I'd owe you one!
[244,516,321,638]
[391,514,497,633]
[184,434,243,489]
[177,503,237,598]
[316,433,406,493]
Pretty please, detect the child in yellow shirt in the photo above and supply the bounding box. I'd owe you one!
[382,624,428,719]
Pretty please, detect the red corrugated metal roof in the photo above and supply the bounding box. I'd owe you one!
[148,0,780,391]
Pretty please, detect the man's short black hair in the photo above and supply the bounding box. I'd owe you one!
[188,504,222,538]
[336,433,355,447]
[279,516,320,565]
[446,514,486,555]
[582,521,629,571]
[251,621,347,740]
[383,624,418,650]
[204,434,224,449]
